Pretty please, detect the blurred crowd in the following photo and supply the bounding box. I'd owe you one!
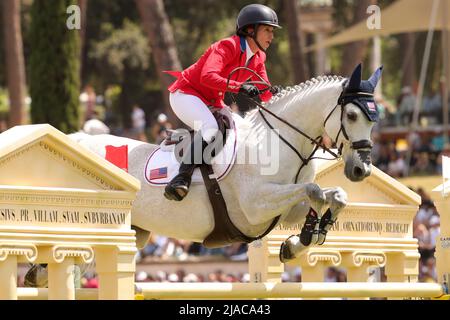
[378,80,449,128]
[372,131,448,178]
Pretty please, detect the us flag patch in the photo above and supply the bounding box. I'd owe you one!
[150,167,168,180]
[367,102,377,112]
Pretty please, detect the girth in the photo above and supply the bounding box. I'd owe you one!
[200,163,280,248]
[199,110,280,248]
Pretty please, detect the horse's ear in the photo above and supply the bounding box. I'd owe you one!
[348,63,362,90]
[368,65,384,89]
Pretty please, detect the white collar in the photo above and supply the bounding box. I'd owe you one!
[245,40,256,65]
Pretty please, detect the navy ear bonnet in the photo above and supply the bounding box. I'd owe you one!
[339,64,383,122]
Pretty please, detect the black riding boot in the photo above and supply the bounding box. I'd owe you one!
[164,131,210,201]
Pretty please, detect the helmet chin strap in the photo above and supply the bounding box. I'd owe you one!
[243,24,267,53]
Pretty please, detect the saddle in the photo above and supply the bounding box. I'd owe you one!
[145,108,278,248]
[145,109,237,186]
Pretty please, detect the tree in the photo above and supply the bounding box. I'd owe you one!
[337,0,372,76]
[399,33,416,89]
[135,0,182,125]
[283,0,309,83]
[3,0,26,126]
[90,21,150,129]
[29,0,80,133]
[79,0,87,61]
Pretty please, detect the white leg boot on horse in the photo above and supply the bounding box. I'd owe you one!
[278,185,347,263]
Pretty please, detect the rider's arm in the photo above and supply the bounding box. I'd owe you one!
[254,60,273,102]
[200,40,243,93]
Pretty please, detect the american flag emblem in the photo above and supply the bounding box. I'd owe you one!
[150,167,168,180]
[367,102,377,112]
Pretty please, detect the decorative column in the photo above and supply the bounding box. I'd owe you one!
[0,244,37,299]
[299,249,342,282]
[39,245,94,300]
[385,251,420,283]
[343,251,386,282]
[95,245,137,300]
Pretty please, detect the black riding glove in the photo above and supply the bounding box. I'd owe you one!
[239,84,260,98]
[270,85,282,95]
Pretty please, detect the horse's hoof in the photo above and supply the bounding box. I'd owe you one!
[24,264,48,288]
[279,242,291,263]
[279,235,299,263]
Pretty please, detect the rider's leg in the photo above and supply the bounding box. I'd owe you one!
[169,91,219,142]
[165,91,220,201]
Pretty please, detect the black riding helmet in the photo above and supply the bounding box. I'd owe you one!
[236,4,281,52]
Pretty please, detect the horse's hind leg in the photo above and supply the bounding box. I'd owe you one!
[132,225,152,249]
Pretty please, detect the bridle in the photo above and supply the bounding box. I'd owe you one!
[226,67,374,183]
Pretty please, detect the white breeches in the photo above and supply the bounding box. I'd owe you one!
[169,91,219,143]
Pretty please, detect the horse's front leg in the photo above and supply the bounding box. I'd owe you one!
[279,186,347,263]
[239,182,317,226]
[316,187,348,245]
[279,183,328,263]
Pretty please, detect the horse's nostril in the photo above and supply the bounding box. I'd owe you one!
[353,167,363,177]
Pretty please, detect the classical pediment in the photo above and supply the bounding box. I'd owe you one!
[0,124,140,192]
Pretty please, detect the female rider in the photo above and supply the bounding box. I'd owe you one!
[164,3,282,201]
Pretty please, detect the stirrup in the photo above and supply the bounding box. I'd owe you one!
[164,185,188,201]
[164,174,192,201]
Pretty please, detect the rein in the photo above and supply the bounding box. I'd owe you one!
[226,67,371,183]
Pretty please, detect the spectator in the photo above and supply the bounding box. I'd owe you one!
[414,223,434,262]
[80,85,97,122]
[387,152,406,178]
[151,113,173,144]
[396,86,416,126]
[410,152,435,176]
[131,105,147,142]
[183,273,199,282]
[82,111,110,135]
[324,267,339,282]
[428,214,440,249]
[423,88,442,124]
[136,271,148,282]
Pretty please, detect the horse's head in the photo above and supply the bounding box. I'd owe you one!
[324,64,383,182]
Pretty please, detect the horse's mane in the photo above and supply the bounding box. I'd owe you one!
[244,75,345,119]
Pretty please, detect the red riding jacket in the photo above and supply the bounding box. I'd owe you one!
[167,35,273,109]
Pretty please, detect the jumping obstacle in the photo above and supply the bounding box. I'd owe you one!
[0,125,139,300]
[15,282,445,299]
[248,161,423,283]
[0,124,449,300]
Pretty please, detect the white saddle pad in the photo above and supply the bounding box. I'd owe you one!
[144,113,237,187]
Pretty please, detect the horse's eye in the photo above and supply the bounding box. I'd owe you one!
[347,112,357,122]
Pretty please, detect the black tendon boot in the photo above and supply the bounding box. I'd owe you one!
[164,132,209,201]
